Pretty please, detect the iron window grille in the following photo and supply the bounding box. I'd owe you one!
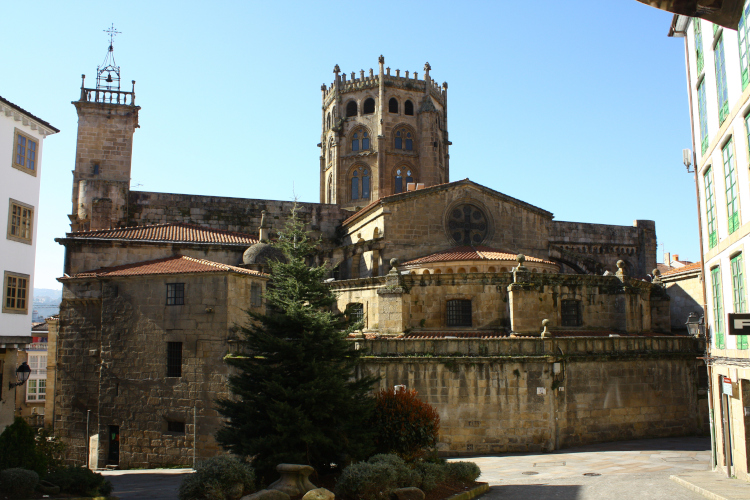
[167,342,182,377]
[447,299,472,327]
[166,283,185,305]
[561,300,582,327]
[348,303,364,326]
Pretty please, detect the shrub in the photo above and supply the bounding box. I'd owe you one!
[367,454,419,488]
[44,466,113,497]
[414,461,447,492]
[335,461,399,500]
[446,461,481,482]
[0,468,39,499]
[371,388,440,461]
[178,455,254,500]
[35,428,67,473]
[0,417,47,474]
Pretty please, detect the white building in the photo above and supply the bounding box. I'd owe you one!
[670,5,750,481]
[0,96,58,429]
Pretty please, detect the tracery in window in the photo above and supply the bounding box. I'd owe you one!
[394,168,414,194]
[405,100,414,115]
[363,98,375,114]
[389,98,398,113]
[395,129,413,151]
[351,128,370,152]
[350,166,371,201]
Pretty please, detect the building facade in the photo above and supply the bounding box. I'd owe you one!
[670,6,750,480]
[52,50,703,468]
[0,96,58,430]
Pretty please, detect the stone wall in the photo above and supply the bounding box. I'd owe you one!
[127,191,350,247]
[53,271,265,468]
[662,270,704,331]
[549,220,657,277]
[358,336,708,455]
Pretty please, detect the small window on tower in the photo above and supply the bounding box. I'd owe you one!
[395,131,402,150]
[405,133,413,151]
[362,132,369,150]
[389,98,398,113]
[351,170,360,201]
[346,101,357,117]
[405,100,414,115]
[352,133,359,152]
[363,98,375,114]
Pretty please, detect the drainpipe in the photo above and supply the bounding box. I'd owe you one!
[671,16,715,470]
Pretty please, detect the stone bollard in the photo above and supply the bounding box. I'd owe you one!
[268,464,317,497]
[540,318,552,338]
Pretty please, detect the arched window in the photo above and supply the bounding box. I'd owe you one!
[350,166,371,202]
[346,101,357,117]
[351,129,370,152]
[488,266,496,273]
[326,112,330,130]
[363,98,375,114]
[327,174,333,204]
[405,100,414,115]
[395,129,413,151]
[394,168,414,194]
[434,269,442,274]
[389,98,398,113]
[422,270,430,275]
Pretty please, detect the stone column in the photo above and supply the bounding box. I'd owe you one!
[377,259,405,335]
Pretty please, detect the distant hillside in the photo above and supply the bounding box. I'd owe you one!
[34,288,62,302]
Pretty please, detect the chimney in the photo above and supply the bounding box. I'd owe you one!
[664,252,671,266]
[673,254,679,262]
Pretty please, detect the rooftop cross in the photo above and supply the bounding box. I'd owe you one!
[104,23,121,51]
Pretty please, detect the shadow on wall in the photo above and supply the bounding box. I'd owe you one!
[665,283,702,332]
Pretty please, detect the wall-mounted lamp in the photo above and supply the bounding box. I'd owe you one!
[8,362,31,389]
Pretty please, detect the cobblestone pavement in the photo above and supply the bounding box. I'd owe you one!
[454,437,712,500]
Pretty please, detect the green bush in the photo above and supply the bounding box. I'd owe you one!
[335,461,399,500]
[367,454,419,488]
[35,427,67,473]
[44,466,113,497]
[0,468,39,499]
[371,388,440,461]
[178,455,254,500]
[446,461,481,482]
[414,461,447,492]
[0,417,47,474]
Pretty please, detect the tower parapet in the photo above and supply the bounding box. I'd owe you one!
[320,56,450,208]
[69,26,140,232]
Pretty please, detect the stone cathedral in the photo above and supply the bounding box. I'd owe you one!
[47,49,703,471]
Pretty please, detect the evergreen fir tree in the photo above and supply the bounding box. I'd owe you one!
[216,207,378,481]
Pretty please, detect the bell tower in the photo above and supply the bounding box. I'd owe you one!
[69,25,140,232]
[320,56,450,209]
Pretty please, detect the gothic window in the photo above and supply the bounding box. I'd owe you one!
[326,174,333,204]
[447,299,472,327]
[350,167,371,201]
[395,129,413,151]
[447,204,488,245]
[346,101,357,117]
[405,100,414,115]
[326,112,331,130]
[394,168,414,194]
[363,98,375,114]
[351,129,370,152]
[389,98,398,113]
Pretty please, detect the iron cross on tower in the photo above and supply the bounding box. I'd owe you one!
[104,24,121,51]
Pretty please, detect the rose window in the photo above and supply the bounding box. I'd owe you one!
[447,204,488,245]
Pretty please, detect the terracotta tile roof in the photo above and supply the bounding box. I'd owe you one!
[60,256,267,280]
[31,322,48,332]
[0,94,60,133]
[660,261,701,277]
[64,223,258,246]
[403,246,555,265]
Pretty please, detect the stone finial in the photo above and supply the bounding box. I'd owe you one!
[351,72,355,80]
[259,210,270,242]
[405,71,409,78]
[616,260,627,281]
[390,258,399,268]
[517,254,526,265]
[321,84,327,91]
[386,66,391,75]
[369,68,374,77]
[652,268,663,285]
[541,319,551,338]
[396,69,400,76]
[333,64,340,74]
[378,55,384,65]
[424,62,431,73]
[617,260,624,269]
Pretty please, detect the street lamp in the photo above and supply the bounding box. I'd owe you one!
[8,362,31,389]
[685,312,705,338]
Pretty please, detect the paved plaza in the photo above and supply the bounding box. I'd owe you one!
[101,437,750,500]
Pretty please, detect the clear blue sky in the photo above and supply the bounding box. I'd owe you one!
[0,0,695,289]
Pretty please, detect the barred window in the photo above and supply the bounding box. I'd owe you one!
[447,299,472,327]
[167,342,182,378]
[561,300,582,327]
[251,283,262,308]
[167,420,185,434]
[348,303,364,325]
[166,283,185,305]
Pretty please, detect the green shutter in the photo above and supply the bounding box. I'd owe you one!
[712,266,725,349]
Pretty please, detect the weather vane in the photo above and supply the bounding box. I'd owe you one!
[104,23,121,49]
